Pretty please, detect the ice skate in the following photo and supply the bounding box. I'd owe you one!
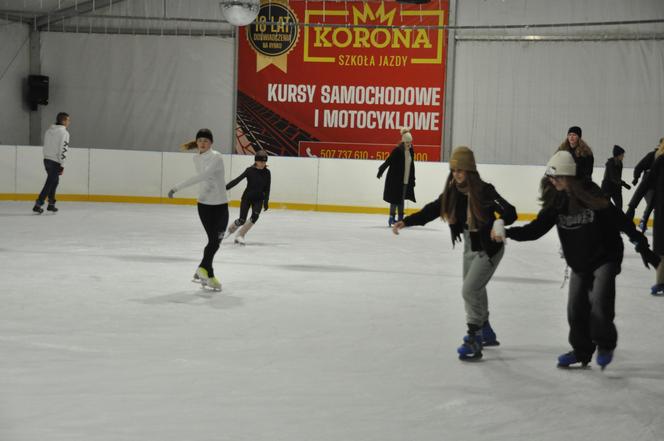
[234,221,254,245]
[596,349,613,370]
[388,215,395,227]
[464,321,500,347]
[557,351,590,368]
[32,204,43,214]
[458,331,483,361]
[47,204,58,213]
[650,284,664,296]
[225,221,240,239]
[196,267,210,285]
[204,276,222,292]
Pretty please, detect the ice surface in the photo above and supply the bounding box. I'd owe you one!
[1,201,663,441]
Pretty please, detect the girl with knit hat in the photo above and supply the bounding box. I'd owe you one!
[377,128,416,226]
[626,138,664,295]
[502,151,657,369]
[392,146,517,361]
[557,126,594,180]
[168,128,229,291]
[225,149,271,245]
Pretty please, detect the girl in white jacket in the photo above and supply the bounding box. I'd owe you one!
[168,129,228,291]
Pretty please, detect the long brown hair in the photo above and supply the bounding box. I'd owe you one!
[540,176,608,212]
[558,138,592,158]
[180,140,198,151]
[440,171,488,225]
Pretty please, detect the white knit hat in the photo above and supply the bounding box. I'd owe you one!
[545,151,576,177]
[401,127,412,143]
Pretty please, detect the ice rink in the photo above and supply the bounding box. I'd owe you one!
[1,201,663,441]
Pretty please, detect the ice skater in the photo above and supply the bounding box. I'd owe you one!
[167,129,228,291]
[392,146,517,361]
[630,139,663,232]
[225,149,271,245]
[377,128,416,226]
[502,151,657,369]
[626,138,664,295]
[601,145,630,210]
[33,112,70,214]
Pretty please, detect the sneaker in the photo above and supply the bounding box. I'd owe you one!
[32,204,44,214]
[639,219,647,233]
[557,351,590,368]
[207,276,222,291]
[458,332,482,361]
[651,284,664,296]
[47,204,58,212]
[596,349,613,370]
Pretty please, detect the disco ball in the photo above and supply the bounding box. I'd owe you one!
[220,0,261,27]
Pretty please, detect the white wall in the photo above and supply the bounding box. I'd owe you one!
[1,144,652,219]
[39,33,235,153]
[0,22,30,145]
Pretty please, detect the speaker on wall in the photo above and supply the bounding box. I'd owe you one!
[27,74,49,110]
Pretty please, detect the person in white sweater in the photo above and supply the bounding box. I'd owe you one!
[33,112,70,214]
[168,129,228,291]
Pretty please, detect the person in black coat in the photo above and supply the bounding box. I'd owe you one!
[557,126,594,180]
[601,144,630,210]
[225,150,271,244]
[626,140,664,295]
[377,128,416,226]
[630,140,662,232]
[393,146,517,362]
[503,151,656,369]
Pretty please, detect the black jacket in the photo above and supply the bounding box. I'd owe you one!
[601,157,627,195]
[630,154,664,254]
[377,144,416,204]
[403,183,517,257]
[507,182,643,273]
[573,153,594,180]
[226,166,271,202]
[633,149,656,183]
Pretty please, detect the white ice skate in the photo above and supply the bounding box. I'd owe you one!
[234,221,254,245]
[195,267,210,285]
[204,276,222,291]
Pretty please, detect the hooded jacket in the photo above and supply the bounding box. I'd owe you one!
[43,124,70,165]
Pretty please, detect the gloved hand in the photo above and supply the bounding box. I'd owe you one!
[625,206,635,222]
[59,166,64,176]
[377,170,382,179]
[168,188,176,199]
[263,200,269,211]
[632,178,639,186]
[622,181,631,190]
[632,235,660,269]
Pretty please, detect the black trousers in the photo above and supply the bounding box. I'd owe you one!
[37,159,61,205]
[238,197,263,224]
[197,203,229,277]
[567,262,618,361]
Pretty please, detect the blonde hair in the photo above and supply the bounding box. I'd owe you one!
[656,138,664,158]
[180,140,198,151]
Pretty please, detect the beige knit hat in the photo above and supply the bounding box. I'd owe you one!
[401,127,413,143]
[449,146,477,172]
[545,151,576,177]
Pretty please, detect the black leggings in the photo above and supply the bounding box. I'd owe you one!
[197,203,229,277]
[235,197,263,225]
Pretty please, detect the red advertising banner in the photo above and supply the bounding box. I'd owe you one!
[236,0,449,162]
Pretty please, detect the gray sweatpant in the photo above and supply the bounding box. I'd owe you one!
[462,230,504,327]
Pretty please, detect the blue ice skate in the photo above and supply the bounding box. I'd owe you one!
[596,350,613,370]
[463,321,500,346]
[557,351,590,368]
[458,332,482,361]
[651,284,664,296]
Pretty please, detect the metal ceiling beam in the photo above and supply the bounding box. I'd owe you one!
[35,0,128,31]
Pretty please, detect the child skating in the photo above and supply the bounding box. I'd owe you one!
[392,146,517,361]
[225,150,271,245]
[167,129,228,291]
